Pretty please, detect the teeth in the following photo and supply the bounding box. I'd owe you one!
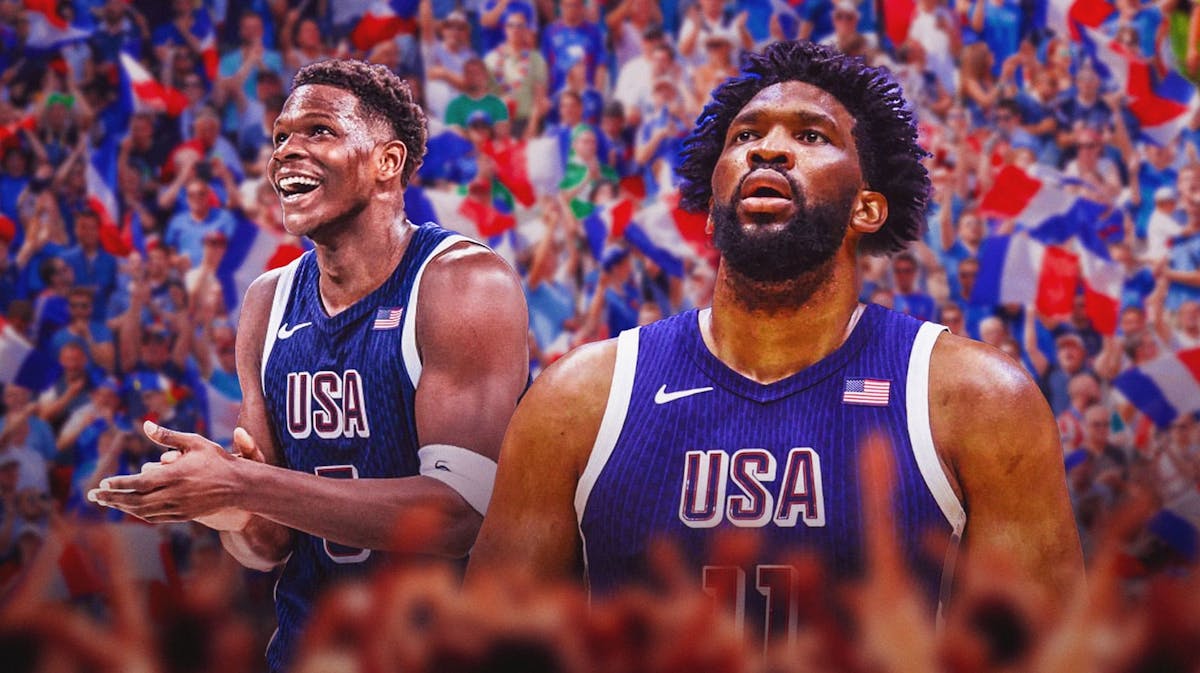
[278,176,319,191]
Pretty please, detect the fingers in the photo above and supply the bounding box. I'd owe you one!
[142,420,217,453]
[232,427,264,462]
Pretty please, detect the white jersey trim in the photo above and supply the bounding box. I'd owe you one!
[401,234,474,389]
[905,321,964,532]
[575,327,641,526]
[261,255,305,389]
[905,320,964,625]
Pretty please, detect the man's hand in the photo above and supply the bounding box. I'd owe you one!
[88,421,254,531]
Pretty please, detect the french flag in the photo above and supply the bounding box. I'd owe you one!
[487,136,563,208]
[195,12,219,82]
[22,0,92,51]
[980,165,1110,233]
[85,152,119,231]
[0,317,58,392]
[624,194,710,278]
[413,186,517,241]
[1076,25,1199,146]
[119,53,188,117]
[1047,0,1114,41]
[217,214,306,319]
[1113,348,1200,428]
[583,198,636,260]
[350,0,419,51]
[0,114,36,150]
[975,230,1079,318]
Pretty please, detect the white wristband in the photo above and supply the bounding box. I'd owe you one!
[418,444,498,516]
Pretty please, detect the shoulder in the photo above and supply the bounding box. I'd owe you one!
[511,338,619,466]
[416,240,527,337]
[929,331,1043,413]
[927,331,1055,456]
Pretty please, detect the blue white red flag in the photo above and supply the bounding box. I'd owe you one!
[23,0,91,51]
[1113,348,1200,427]
[583,198,636,260]
[217,213,307,320]
[350,0,419,51]
[119,53,188,117]
[0,317,58,392]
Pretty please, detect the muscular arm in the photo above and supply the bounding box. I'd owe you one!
[930,334,1084,602]
[467,339,615,583]
[237,244,528,555]
[94,242,528,560]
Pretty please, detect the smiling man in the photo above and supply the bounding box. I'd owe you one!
[90,60,529,672]
[468,41,1082,631]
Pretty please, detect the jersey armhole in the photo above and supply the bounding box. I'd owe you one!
[574,327,641,525]
[400,234,475,389]
[260,256,305,389]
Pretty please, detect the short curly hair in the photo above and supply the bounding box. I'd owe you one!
[293,59,426,185]
[677,41,930,256]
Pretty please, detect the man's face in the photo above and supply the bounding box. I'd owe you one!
[186,181,212,218]
[240,15,263,44]
[270,85,392,238]
[893,260,917,292]
[708,81,864,283]
[75,214,100,248]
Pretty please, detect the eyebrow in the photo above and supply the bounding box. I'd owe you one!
[274,110,340,130]
[730,108,841,130]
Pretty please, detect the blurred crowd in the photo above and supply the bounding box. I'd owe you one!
[2,0,1200,670]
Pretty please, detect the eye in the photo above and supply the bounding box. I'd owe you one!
[273,132,288,146]
[798,130,829,144]
[732,129,757,144]
[313,125,334,137]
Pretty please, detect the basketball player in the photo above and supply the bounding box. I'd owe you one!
[468,41,1082,624]
[90,60,529,672]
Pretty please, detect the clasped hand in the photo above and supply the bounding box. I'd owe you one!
[88,421,263,531]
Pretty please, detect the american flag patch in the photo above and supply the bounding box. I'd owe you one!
[842,378,890,406]
[372,307,403,330]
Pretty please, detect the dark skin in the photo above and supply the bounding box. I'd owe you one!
[90,84,530,568]
[469,81,1083,602]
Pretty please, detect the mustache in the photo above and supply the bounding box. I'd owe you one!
[734,165,802,204]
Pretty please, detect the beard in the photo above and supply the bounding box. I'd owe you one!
[711,169,854,284]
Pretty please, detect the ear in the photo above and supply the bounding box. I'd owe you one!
[376,139,408,182]
[705,196,715,236]
[849,189,887,235]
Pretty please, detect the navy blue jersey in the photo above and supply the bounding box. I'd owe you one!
[259,223,469,673]
[577,304,964,635]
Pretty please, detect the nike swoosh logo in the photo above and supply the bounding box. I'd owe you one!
[654,384,714,404]
[277,322,312,340]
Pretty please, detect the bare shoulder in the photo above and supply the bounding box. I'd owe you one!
[507,338,619,475]
[419,241,526,313]
[927,330,1060,488]
[928,331,1048,429]
[236,267,288,363]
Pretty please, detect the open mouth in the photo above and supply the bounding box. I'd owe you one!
[276,175,322,200]
[738,171,796,216]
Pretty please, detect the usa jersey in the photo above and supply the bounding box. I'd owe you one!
[577,304,964,631]
[260,223,469,673]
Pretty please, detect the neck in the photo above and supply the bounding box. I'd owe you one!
[313,211,413,317]
[703,247,862,384]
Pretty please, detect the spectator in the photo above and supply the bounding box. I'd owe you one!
[1054,64,1113,159]
[0,383,56,465]
[907,0,959,95]
[634,78,690,200]
[60,209,118,316]
[613,31,677,128]
[478,0,542,56]
[445,57,509,133]
[217,12,284,104]
[37,340,93,434]
[541,0,607,94]
[484,10,548,137]
[678,0,754,66]
[605,0,663,69]
[88,0,148,64]
[820,0,878,54]
[1026,329,1094,417]
[891,251,937,322]
[50,287,116,375]
[419,4,478,123]
[1058,371,1102,451]
[1145,186,1184,264]
[689,34,739,116]
[164,178,237,268]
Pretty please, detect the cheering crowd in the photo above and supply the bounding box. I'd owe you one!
[2,0,1200,670]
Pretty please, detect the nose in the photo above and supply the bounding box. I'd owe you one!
[271,133,305,163]
[747,128,794,170]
